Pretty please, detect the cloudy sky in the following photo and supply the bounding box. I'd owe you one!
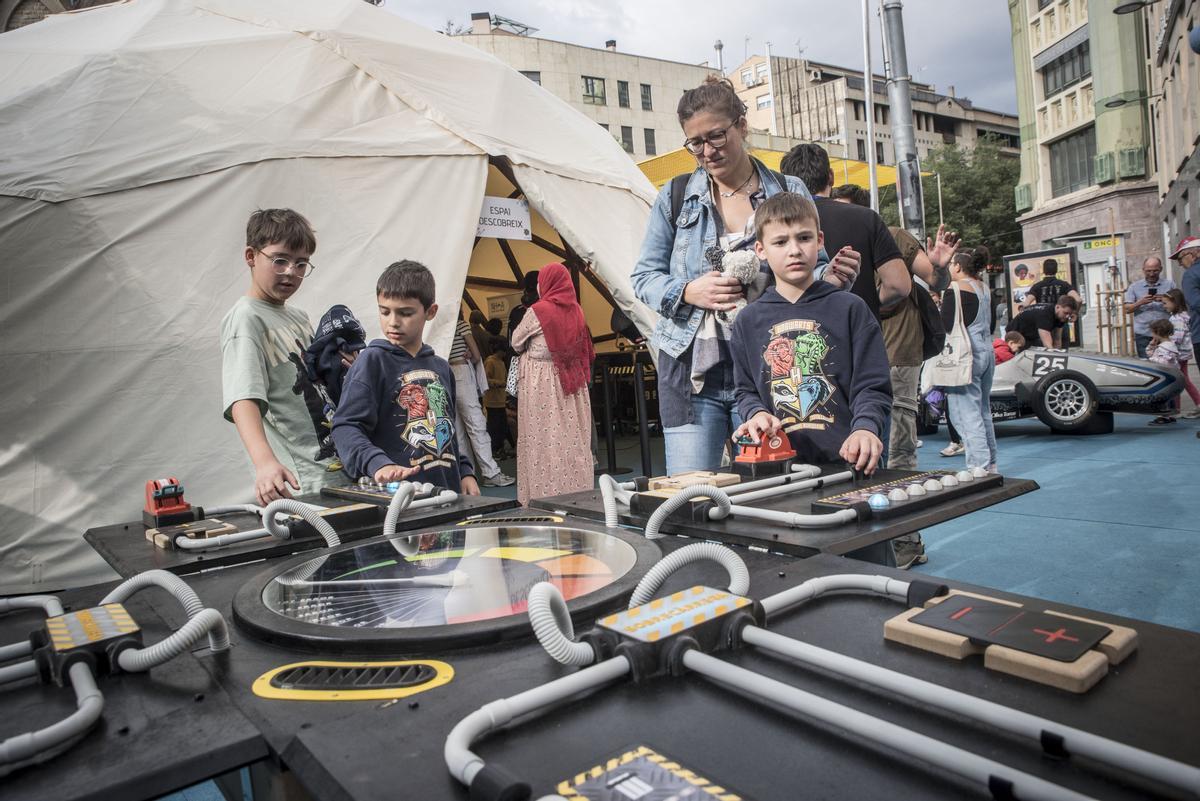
[389,0,1019,114]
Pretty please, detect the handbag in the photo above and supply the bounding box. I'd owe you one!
[927,284,973,388]
[505,355,520,397]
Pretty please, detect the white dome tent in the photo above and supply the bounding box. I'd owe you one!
[0,0,658,592]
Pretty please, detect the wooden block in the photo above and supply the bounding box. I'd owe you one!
[1047,610,1138,665]
[884,606,983,660]
[152,532,173,550]
[646,471,741,492]
[985,646,1109,694]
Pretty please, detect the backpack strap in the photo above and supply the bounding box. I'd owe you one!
[668,164,790,232]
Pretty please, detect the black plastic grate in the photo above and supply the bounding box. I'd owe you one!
[459,515,563,526]
[270,663,438,691]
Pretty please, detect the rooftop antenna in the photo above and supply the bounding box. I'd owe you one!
[796,39,806,60]
[714,39,725,73]
[744,35,751,62]
[490,14,538,36]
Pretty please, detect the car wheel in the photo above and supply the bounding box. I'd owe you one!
[1031,370,1099,433]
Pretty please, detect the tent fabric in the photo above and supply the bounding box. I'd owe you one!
[0,0,658,593]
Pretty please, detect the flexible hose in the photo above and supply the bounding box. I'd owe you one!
[628,543,750,608]
[0,660,37,685]
[729,470,854,505]
[598,474,635,527]
[0,662,103,767]
[175,526,271,550]
[759,573,910,619]
[0,595,65,618]
[262,498,340,547]
[643,485,733,539]
[0,640,34,663]
[115,608,228,672]
[382,482,418,537]
[526,583,595,666]
[728,504,859,529]
[202,503,263,517]
[445,656,631,787]
[101,570,230,653]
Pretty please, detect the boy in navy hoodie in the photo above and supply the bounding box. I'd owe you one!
[732,193,892,474]
[332,261,480,494]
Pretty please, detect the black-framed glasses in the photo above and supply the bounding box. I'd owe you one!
[257,249,315,277]
[683,118,741,155]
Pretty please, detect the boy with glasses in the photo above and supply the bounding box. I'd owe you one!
[221,208,338,504]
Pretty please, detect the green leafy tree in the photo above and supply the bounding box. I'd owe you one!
[879,136,1021,260]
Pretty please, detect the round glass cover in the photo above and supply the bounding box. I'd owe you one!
[261,526,639,631]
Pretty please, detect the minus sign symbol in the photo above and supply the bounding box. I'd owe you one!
[950,606,973,620]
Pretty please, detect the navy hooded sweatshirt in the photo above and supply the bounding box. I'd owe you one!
[731,281,892,464]
[331,340,474,491]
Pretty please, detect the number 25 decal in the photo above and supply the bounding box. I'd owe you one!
[1032,355,1067,377]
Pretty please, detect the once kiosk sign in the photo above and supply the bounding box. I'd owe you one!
[476,196,531,240]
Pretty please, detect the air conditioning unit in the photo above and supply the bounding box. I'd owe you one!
[1093,152,1115,184]
[1117,147,1146,179]
[1014,183,1033,213]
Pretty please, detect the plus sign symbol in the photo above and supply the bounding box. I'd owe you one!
[1033,627,1080,645]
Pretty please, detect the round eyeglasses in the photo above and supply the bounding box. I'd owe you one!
[257,250,315,278]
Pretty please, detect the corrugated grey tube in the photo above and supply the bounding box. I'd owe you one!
[262,498,340,547]
[643,485,733,539]
[526,583,596,666]
[0,662,103,767]
[115,608,228,672]
[101,570,229,653]
[627,543,749,608]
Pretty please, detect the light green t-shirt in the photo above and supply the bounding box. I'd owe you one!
[220,296,336,494]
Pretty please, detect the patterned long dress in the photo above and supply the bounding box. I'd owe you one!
[511,309,594,505]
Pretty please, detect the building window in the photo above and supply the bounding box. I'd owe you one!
[741,69,754,86]
[876,141,885,164]
[620,125,634,153]
[598,123,609,131]
[756,94,773,110]
[1049,126,1096,197]
[853,102,861,121]
[640,83,653,111]
[520,71,541,85]
[756,62,768,80]
[1041,42,1090,98]
[644,128,656,156]
[857,139,867,161]
[617,80,630,108]
[582,76,606,105]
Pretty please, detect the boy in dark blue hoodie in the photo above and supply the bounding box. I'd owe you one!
[332,261,480,494]
[732,193,892,474]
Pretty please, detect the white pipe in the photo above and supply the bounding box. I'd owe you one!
[175,527,270,550]
[724,503,858,529]
[526,583,595,666]
[728,470,854,505]
[0,662,103,767]
[0,660,37,685]
[116,608,229,672]
[722,463,821,495]
[760,573,909,618]
[743,626,1200,797]
[599,474,635,527]
[0,595,64,618]
[684,650,1091,801]
[262,498,340,547]
[0,641,34,663]
[445,656,631,786]
[101,570,230,652]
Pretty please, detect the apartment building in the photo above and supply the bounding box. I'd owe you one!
[453,12,715,160]
[1143,0,1199,268]
[1008,0,1160,283]
[731,54,1019,166]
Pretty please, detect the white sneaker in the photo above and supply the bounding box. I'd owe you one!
[1183,409,1200,419]
[940,442,964,457]
[916,439,924,448]
[481,472,515,487]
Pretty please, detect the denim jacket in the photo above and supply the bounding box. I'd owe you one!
[631,159,826,359]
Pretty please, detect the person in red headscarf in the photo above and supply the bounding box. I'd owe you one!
[510,263,596,504]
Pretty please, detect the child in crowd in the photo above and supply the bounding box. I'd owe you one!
[1147,317,1180,426]
[731,193,892,474]
[483,343,512,459]
[993,330,1026,364]
[222,208,338,505]
[331,261,479,494]
[1163,289,1200,418]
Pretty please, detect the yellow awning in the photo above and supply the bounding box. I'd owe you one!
[638,146,904,191]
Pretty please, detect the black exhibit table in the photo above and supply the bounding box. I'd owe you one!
[0,583,266,801]
[532,465,1038,559]
[135,519,1197,801]
[84,492,518,578]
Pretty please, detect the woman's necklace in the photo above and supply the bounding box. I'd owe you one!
[714,168,756,198]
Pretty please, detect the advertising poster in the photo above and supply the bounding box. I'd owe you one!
[1001,247,1079,346]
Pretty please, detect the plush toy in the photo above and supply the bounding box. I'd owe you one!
[717,249,768,324]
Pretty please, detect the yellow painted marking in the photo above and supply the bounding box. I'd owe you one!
[602,615,618,625]
[663,761,680,770]
[650,599,664,610]
[251,660,454,702]
[574,772,586,785]
[590,766,602,778]
[693,614,706,625]
[627,607,640,618]
[715,605,728,615]
[672,591,684,601]
[735,598,750,608]
[607,759,618,770]
[477,546,570,562]
[77,610,102,642]
[647,631,661,642]
[557,781,572,794]
[670,622,684,634]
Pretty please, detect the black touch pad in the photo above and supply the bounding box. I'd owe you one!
[911,595,1111,663]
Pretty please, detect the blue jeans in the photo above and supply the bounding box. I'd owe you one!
[1135,334,1151,359]
[663,379,743,474]
[945,357,997,470]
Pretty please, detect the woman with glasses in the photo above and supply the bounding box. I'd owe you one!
[631,76,860,474]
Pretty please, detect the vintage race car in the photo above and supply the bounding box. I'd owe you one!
[989,348,1184,434]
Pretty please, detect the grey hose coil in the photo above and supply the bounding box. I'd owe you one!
[115,608,227,672]
[0,662,103,767]
[628,543,750,608]
[526,583,595,666]
[262,498,340,547]
[382,482,419,538]
[643,484,733,540]
[598,474,635,527]
[101,570,229,653]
